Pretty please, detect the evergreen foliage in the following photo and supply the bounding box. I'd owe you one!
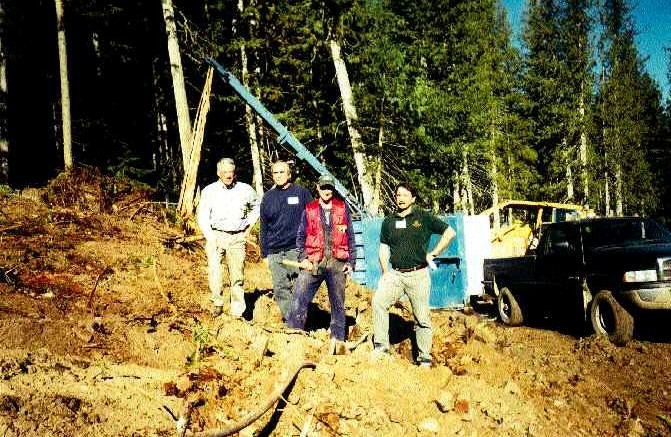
[0,0,669,217]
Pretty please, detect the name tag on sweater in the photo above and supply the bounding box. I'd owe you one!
[287,196,299,205]
[395,219,406,229]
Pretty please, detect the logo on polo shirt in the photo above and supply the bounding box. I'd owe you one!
[412,220,422,229]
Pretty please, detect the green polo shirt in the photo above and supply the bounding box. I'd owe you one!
[380,208,450,269]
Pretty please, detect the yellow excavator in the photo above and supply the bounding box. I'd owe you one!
[480,200,593,258]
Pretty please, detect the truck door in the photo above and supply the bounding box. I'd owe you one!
[534,223,583,312]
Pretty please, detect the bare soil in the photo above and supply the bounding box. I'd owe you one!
[1,177,671,436]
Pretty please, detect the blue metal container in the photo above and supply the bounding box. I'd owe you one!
[351,214,468,308]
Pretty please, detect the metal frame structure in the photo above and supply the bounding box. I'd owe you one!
[206,57,368,218]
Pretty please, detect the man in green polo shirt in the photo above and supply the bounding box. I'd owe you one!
[372,182,455,367]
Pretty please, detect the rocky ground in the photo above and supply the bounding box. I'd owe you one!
[1,172,671,436]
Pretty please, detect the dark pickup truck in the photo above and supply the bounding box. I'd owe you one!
[483,217,671,344]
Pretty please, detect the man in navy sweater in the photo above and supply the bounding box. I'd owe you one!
[260,161,313,321]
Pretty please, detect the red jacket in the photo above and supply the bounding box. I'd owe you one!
[304,198,350,263]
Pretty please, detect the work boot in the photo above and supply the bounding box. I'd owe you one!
[370,347,391,362]
[211,306,223,318]
[417,359,432,368]
[329,338,348,355]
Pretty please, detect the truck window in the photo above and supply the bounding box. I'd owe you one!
[539,225,578,256]
[540,207,553,223]
[555,208,581,222]
[582,218,671,251]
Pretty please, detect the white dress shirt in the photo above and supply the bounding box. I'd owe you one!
[197,180,260,240]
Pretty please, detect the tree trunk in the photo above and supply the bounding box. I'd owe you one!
[151,52,177,194]
[490,152,499,231]
[238,0,263,195]
[178,67,213,218]
[452,171,461,213]
[54,0,72,170]
[615,164,623,216]
[564,139,574,201]
[604,176,610,216]
[256,108,268,168]
[328,39,375,214]
[604,166,611,217]
[371,121,384,215]
[490,121,500,229]
[0,2,8,183]
[566,164,574,200]
[161,0,192,171]
[579,93,589,202]
[461,148,474,215]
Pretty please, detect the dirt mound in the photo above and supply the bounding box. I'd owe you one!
[41,166,154,213]
[1,182,671,436]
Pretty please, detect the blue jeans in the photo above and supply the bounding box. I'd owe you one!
[287,258,347,340]
[267,248,300,320]
[373,269,432,363]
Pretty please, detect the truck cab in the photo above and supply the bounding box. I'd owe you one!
[483,217,671,344]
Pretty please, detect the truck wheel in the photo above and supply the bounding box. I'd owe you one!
[497,287,523,326]
[590,290,634,346]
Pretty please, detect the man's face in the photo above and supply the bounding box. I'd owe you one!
[272,163,290,188]
[317,184,334,202]
[395,186,416,210]
[218,163,236,185]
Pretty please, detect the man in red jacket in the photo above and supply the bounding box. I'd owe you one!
[287,174,356,352]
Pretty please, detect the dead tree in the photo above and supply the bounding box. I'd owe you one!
[177,67,213,218]
[54,0,72,170]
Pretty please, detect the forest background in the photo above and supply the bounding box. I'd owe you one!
[1,0,670,220]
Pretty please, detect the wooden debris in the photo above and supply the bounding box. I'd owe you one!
[185,360,316,437]
[87,265,111,309]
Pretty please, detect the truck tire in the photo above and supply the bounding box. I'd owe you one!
[590,290,634,346]
[497,287,524,326]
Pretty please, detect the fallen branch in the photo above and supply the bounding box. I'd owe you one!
[258,325,309,336]
[114,194,152,214]
[185,360,316,437]
[81,344,104,349]
[171,235,205,244]
[130,202,152,220]
[0,223,26,234]
[0,266,18,285]
[87,266,111,309]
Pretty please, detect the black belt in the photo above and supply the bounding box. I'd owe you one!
[213,228,246,234]
[394,263,427,273]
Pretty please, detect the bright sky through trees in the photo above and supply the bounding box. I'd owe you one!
[501,0,671,99]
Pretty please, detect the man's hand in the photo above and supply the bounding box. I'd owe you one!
[425,252,438,270]
[299,259,314,271]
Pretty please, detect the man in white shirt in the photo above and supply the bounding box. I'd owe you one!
[197,158,260,318]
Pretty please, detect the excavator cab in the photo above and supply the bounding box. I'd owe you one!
[480,200,589,258]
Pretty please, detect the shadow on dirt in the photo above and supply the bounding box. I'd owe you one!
[304,303,356,335]
[243,288,272,320]
[473,301,671,344]
[633,314,671,343]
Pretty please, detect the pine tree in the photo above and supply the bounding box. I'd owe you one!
[522,0,567,200]
[560,0,594,205]
[596,0,655,215]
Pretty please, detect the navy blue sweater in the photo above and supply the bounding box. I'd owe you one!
[260,184,313,257]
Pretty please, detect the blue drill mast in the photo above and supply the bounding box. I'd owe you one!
[205,57,368,219]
